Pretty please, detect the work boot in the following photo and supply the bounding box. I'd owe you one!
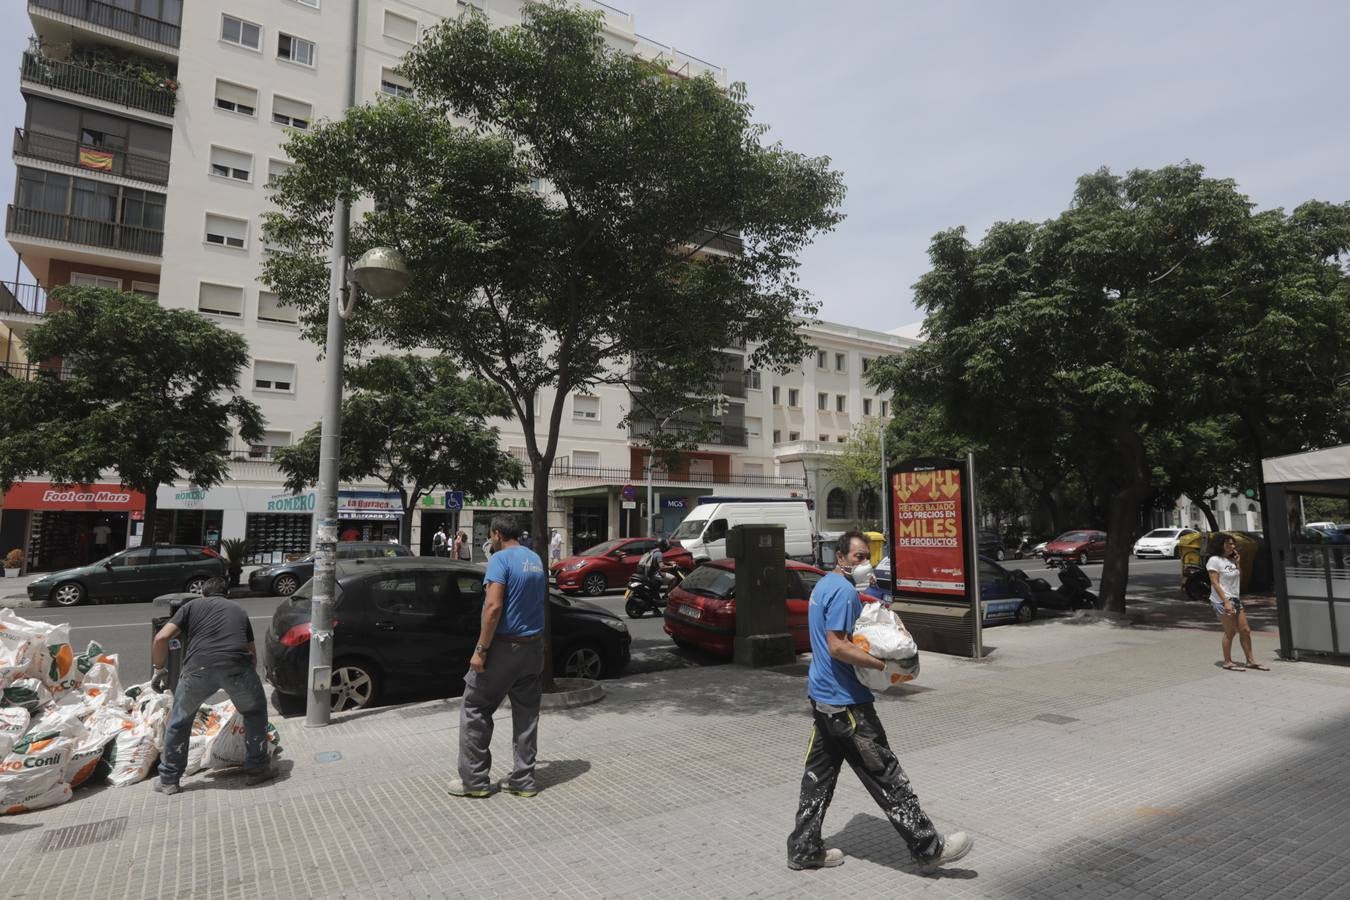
[787,848,845,870]
[445,778,495,798]
[153,780,182,796]
[922,832,973,868]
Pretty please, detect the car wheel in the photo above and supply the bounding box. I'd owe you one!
[330,659,380,711]
[1078,553,1088,565]
[51,581,86,607]
[1077,591,1098,610]
[273,574,300,596]
[1016,602,1037,624]
[271,691,305,717]
[559,644,605,680]
[183,576,209,594]
[1172,546,1181,559]
[672,637,698,652]
[582,573,607,596]
[624,597,646,619]
[995,548,1005,561]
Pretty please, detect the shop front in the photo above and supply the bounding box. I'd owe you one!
[337,490,403,544]
[157,484,313,566]
[152,486,224,550]
[0,482,145,572]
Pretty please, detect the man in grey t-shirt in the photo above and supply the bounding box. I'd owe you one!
[151,577,271,794]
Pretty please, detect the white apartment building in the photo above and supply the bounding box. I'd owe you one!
[0,0,916,572]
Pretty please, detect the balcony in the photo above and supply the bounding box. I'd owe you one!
[21,51,175,119]
[0,360,70,380]
[630,418,748,447]
[7,205,163,256]
[14,128,169,185]
[0,280,48,316]
[30,0,180,50]
[550,460,805,489]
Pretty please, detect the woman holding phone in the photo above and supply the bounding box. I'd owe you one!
[1207,533,1267,671]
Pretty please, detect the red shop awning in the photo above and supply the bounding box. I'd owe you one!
[2,482,146,512]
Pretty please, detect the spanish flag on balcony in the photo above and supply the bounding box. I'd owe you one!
[78,148,114,172]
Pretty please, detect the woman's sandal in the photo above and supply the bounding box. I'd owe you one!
[1222,662,1244,671]
[1245,662,1270,671]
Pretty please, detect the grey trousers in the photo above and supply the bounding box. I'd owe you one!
[458,640,544,791]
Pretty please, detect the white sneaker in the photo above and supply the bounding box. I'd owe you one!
[925,832,973,867]
[787,848,845,870]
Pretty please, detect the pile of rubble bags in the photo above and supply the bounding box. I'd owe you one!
[0,608,280,814]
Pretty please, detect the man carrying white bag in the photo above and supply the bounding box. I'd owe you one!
[851,599,920,691]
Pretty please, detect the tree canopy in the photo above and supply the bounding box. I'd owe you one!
[0,286,264,536]
[272,355,524,544]
[262,1,845,550]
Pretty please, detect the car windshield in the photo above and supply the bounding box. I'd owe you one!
[679,564,735,599]
[579,540,625,557]
[671,518,705,540]
[1057,532,1092,542]
[1145,529,1179,538]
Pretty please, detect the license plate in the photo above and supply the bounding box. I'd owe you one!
[678,606,702,620]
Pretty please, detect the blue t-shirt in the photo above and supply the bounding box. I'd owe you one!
[806,571,873,706]
[484,545,546,637]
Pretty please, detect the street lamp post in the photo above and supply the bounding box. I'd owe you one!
[305,246,410,727]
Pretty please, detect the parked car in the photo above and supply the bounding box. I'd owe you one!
[870,556,1035,625]
[265,557,630,711]
[551,537,692,596]
[977,531,1006,560]
[248,541,413,596]
[1043,530,1108,566]
[663,559,827,656]
[26,544,225,607]
[1133,527,1199,559]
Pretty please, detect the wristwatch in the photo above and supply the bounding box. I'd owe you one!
[474,643,489,655]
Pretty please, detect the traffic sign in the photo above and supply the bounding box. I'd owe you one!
[445,490,465,510]
[621,483,637,501]
[621,500,637,509]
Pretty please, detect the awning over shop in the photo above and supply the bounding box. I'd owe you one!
[2,482,145,511]
[1263,444,1350,494]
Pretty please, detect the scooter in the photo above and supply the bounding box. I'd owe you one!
[1013,561,1098,611]
[624,567,684,618]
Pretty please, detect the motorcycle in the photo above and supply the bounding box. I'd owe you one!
[624,566,684,618]
[1012,561,1097,611]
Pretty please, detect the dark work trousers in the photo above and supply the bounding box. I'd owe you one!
[787,699,942,864]
[458,640,544,792]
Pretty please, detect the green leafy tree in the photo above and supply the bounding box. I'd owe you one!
[0,286,263,539]
[829,419,884,530]
[272,355,524,545]
[261,1,844,559]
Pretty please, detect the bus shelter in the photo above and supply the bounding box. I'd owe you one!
[1262,444,1350,660]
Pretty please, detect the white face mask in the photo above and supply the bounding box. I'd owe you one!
[849,561,874,588]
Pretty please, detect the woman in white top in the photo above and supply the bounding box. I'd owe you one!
[1206,533,1267,671]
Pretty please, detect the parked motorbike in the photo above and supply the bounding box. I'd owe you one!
[1013,561,1097,611]
[624,566,684,618]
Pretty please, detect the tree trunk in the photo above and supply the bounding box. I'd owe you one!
[531,468,554,687]
[401,504,414,547]
[1098,482,1146,614]
[141,481,159,544]
[1193,496,1220,532]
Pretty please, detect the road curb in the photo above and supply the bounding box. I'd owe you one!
[0,594,41,609]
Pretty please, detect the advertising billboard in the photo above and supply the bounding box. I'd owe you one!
[889,459,970,600]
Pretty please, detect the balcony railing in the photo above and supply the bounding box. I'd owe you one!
[14,128,169,185]
[0,359,70,379]
[21,51,175,118]
[556,461,803,489]
[630,419,748,447]
[30,0,181,48]
[0,280,48,316]
[7,205,163,256]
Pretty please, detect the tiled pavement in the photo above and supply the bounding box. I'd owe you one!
[3,614,1349,899]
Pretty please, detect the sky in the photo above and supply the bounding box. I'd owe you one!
[2,1,1347,333]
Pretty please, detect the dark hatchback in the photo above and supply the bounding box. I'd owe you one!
[27,544,225,607]
[248,541,413,596]
[264,558,631,711]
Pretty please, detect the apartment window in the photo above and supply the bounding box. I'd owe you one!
[277,33,315,66]
[836,436,847,443]
[835,353,846,372]
[788,431,800,442]
[787,388,799,408]
[816,349,828,369]
[819,433,829,442]
[863,398,873,416]
[881,400,890,417]
[817,392,828,411]
[198,282,244,318]
[381,68,413,98]
[742,463,763,478]
[572,450,600,474]
[746,417,762,439]
[272,96,312,130]
[257,291,298,325]
[205,213,248,249]
[253,360,296,393]
[771,385,780,405]
[70,272,121,290]
[130,281,158,300]
[572,394,600,421]
[249,431,290,460]
[745,369,762,391]
[266,159,291,186]
[862,358,873,374]
[209,146,252,182]
[836,394,847,413]
[383,10,418,43]
[214,80,257,117]
[221,14,261,50]
[772,429,781,444]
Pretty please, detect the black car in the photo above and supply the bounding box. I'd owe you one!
[248,541,413,596]
[264,558,631,711]
[26,544,225,607]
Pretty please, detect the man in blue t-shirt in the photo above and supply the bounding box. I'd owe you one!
[449,517,548,799]
[787,531,973,871]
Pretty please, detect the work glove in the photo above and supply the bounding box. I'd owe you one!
[151,667,170,693]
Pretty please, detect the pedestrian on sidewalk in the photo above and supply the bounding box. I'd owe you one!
[456,531,472,561]
[433,525,449,558]
[151,576,272,795]
[787,531,972,871]
[449,516,547,799]
[1207,533,1267,671]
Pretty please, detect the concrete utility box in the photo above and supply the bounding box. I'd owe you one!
[728,524,795,668]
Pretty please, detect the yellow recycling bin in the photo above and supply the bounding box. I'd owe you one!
[864,531,885,566]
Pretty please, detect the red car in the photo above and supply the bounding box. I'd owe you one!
[663,559,827,657]
[551,538,693,596]
[1043,530,1108,566]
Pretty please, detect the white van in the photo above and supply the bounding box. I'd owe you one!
[670,498,814,562]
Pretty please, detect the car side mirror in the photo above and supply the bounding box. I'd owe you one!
[103,562,114,570]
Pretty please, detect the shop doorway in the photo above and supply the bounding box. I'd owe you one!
[571,505,607,555]
[421,511,464,557]
[472,510,532,560]
[28,511,129,571]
